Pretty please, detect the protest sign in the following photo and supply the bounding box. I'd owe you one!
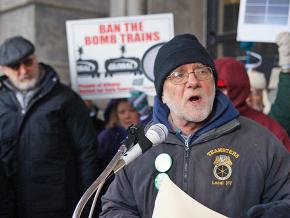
[66,13,174,99]
[237,0,290,43]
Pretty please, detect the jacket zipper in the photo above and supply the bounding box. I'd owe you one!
[183,137,190,191]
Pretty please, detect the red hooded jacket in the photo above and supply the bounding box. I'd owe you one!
[214,57,290,151]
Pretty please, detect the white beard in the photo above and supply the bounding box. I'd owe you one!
[164,86,216,123]
[13,77,38,91]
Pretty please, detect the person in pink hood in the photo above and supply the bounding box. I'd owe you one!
[214,57,290,151]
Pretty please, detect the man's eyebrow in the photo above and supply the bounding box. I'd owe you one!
[174,64,205,71]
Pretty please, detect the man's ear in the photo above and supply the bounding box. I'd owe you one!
[162,95,166,104]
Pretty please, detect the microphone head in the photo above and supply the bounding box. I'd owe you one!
[145,123,168,145]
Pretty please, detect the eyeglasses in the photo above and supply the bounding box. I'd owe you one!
[7,57,34,70]
[167,66,213,85]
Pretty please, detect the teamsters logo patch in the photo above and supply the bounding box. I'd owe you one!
[213,155,232,181]
[207,147,240,186]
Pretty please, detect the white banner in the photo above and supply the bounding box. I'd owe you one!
[237,0,290,43]
[66,13,174,99]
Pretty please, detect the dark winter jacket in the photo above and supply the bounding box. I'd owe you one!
[0,161,14,217]
[214,57,290,151]
[0,64,100,218]
[100,91,290,218]
[269,72,290,137]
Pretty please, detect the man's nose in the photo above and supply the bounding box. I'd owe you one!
[18,63,28,75]
[186,72,199,87]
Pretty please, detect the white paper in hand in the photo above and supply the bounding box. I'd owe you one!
[152,177,228,218]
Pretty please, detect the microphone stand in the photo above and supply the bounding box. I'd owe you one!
[72,145,126,218]
[88,174,106,218]
[72,124,142,218]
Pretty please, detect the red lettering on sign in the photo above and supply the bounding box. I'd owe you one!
[120,32,160,43]
[99,24,121,33]
[124,22,143,32]
[84,35,117,45]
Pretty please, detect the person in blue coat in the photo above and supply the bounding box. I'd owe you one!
[98,98,141,173]
[94,98,141,215]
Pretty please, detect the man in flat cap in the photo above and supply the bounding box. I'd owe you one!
[0,36,100,217]
[100,34,290,218]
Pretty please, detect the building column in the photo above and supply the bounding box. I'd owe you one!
[110,0,146,17]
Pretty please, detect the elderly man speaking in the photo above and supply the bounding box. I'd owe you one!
[100,34,290,218]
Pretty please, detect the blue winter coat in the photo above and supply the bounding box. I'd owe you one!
[97,126,128,170]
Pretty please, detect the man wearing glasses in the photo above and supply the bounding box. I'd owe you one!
[0,36,100,217]
[100,34,290,218]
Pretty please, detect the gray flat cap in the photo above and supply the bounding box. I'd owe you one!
[0,36,35,66]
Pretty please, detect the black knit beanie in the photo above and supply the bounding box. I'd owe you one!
[153,34,217,100]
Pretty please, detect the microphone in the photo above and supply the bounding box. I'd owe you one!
[72,123,168,218]
[114,123,168,172]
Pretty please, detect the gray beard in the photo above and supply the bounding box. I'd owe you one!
[165,86,216,123]
[167,99,214,123]
[13,77,38,92]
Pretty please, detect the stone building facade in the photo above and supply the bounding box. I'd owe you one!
[0,0,206,83]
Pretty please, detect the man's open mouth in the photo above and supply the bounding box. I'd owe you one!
[189,95,201,102]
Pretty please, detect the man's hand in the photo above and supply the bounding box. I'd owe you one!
[276,32,290,68]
